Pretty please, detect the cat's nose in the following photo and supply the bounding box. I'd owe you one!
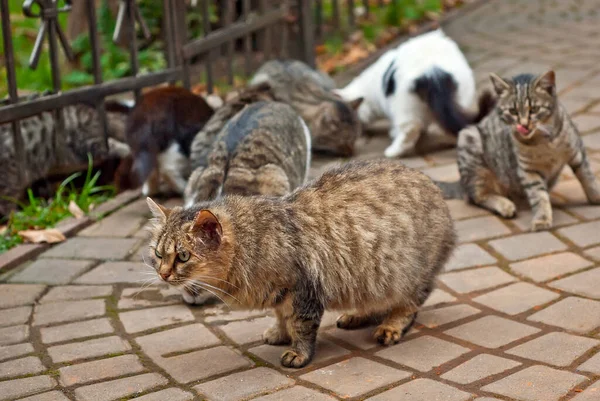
[159,272,171,281]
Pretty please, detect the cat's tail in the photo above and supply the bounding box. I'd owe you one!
[413,68,496,135]
[434,180,465,200]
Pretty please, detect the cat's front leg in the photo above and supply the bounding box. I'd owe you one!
[519,169,552,231]
[384,120,423,158]
[570,150,600,204]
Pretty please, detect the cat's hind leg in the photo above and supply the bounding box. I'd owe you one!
[570,149,600,204]
[384,120,424,158]
[373,306,418,345]
[336,311,384,330]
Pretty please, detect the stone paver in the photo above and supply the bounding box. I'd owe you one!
[423,289,456,307]
[367,378,471,401]
[40,318,114,344]
[119,304,194,333]
[439,267,516,294]
[571,381,600,401]
[528,297,600,333]
[9,259,94,285]
[132,388,194,401]
[0,306,31,327]
[375,336,470,372]
[445,199,490,220]
[455,216,511,243]
[58,354,144,386]
[445,316,540,348]
[416,304,480,328]
[135,323,221,355]
[444,243,497,271]
[39,285,113,303]
[0,356,45,379]
[249,339,350,371]
[550,267,600,299]
[0,376,56,401]
[194,367,294,401]
[118,286,181,309]
[481,365,587,401]
[33,299,105,326]
[252,386,337,401]
[578,351,600,374]
[40,237,138,260]
[17,391,70,401]
[47,336,131,363]
[0,284,46,309]
[441,354,521,384]
[0,343,34,362]
[473,282,560,315]
[488,232,568,261]
[301,357,410,398]
[509,252,593,282]
[507,332,599,367]
[0,325,29,345]
[559,221,600,247]
[74,373,168,401]
[512,209,578,231]
[219,316,275,344]
[75,261,152,284]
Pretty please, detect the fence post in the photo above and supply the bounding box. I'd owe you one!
[298,0,315,68]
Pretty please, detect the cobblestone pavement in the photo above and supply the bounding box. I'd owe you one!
[3,0,600,400]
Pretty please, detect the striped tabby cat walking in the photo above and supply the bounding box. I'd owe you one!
[439,71,600,231]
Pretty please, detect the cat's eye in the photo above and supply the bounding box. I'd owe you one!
[177,250,190,262]
[155,248,162,259]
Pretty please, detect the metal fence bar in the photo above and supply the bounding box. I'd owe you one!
[258,0,271,61]
[298,0,316,67]
[224,0,235,85]
[202,0,214,93]
[363,0,369,17]
[332,0,340,30]
[242,0,252,76]
[315,0,323,39]
[347,0,355,28]
[125,0,141,100]
[162,0,176,69]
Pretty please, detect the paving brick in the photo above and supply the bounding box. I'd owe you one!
[439,267,516,294]
[79,205,146,238]
[566,205,600,220]
[481,365,587,401]
[59,354,144,386]
[488,232,568,261]
[135,324,221,355]
[0,325,29,345]
[249,339,350,371]
[0,356,44,379]
[17,391,71,401]
[510,252,593,282]
[0,376,56,401]
[585,246,600,261]
[583,132,600,150]
[118,286,181,309]
[550,267,600,298]
[9,259,94,285]
[0,306,31,327]
[367,378,471,401]
[41,237,138,260]
[507,332,599,367]
[33,299,105,326]
[456,216,511,243]
[552,179,588,204]
[416,305,480,328]
[473,282,560,315]
[204,306,268,323]
[512,209,578,231]
[157,346,252,384]
[74,261,152,284]
[528,297,600,333]
[421,164,460,182]
[571,381,600,401]
[324,327,379,350]
[40,318,114,344]
[252,386,337,401]
[445,199,490,220]
[441,354,521,384]
[444,244,497,271]
[375,335,470,372]
[74,373,168,401]
[0,343,34,362]
[39,285,113,303]
[194,367,294,401]
[559,221,600,247]
[220,316,275,345]
[445,316,540,348]
[0,284,46,309]
[301,357,410,398]
[578,351,600,374]
[47,336,131,363]
[132,388,194,401]
[119,304,194,333]
[423,289,456,307]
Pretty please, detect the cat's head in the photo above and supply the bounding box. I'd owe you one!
[311,97,363,157]
[489,71,557,141]
[145,197,233,294]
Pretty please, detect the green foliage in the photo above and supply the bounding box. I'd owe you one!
[384,0,442,26]
[0,155,115,254]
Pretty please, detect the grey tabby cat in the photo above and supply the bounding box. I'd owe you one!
[1,104,129,217]
[439,71,600,231]
[184,101,310,208]
[250,59,363,156]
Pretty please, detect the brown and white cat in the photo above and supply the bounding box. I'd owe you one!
[438,71,600,231]
[147,159,456,368]
[250,59,363,157]
[115,86,215,196]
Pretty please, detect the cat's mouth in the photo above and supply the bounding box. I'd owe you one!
[515,124,530,136]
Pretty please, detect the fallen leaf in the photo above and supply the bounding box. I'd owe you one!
[68,200,85,219]
[0,225,7,236]
[315,44,327,55]
[18,229,66,244]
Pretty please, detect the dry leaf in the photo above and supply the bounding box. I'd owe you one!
[68,200,85,219]
[0,225,7,236]
[315,44,327,55]
[18,229,66,244]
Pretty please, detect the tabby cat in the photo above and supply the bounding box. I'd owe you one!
[250,59,363,156]
[1,103,129,218]
[184,101,310,207]
[147,159,455,368]
[438,71,600,231]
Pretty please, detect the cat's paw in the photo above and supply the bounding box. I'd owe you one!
[336,313,370,330]
[384,144,411,158]
[373,324,402,346]
[531,214,553,231]
[280,349,311,368]
[494,198,517,219]
[263,326,291,345]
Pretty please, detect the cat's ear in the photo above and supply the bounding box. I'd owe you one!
[348,97,364,110]
[191,210,223,246]
[535,70,556,95]
[146,197,170,221]
[489,73,511,96]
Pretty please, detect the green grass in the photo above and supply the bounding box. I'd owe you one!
[0,155,115,253]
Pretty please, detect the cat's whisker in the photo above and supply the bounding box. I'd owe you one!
[185,281,230,308]
[132,277,160,299]
[193,275,239,289]
[191,280,241,304]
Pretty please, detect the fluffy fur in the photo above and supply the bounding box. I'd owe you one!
[146,160,456,368]
[335,29,493,158]
[438,71,600,231]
